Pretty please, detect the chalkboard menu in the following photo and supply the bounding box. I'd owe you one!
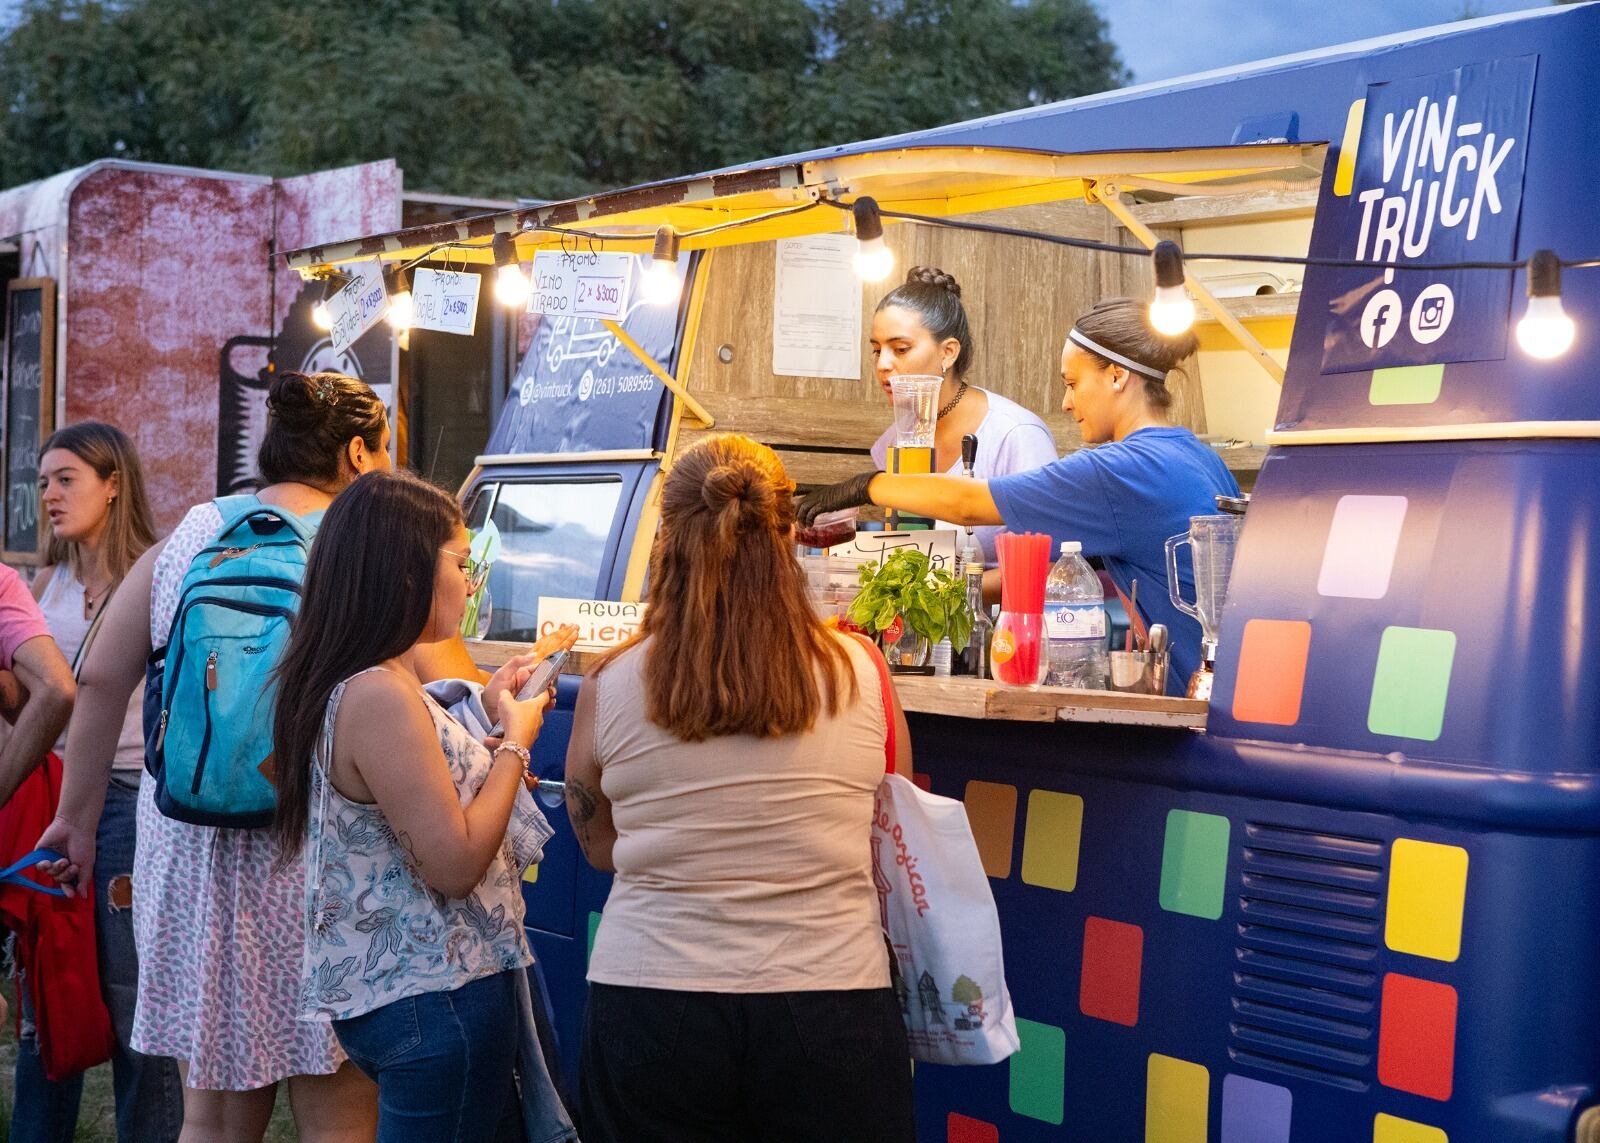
[3,279,55,562]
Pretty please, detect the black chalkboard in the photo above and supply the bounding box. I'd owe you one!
[3,279,55,562]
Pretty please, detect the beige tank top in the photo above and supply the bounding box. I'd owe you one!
[586,632,891,993]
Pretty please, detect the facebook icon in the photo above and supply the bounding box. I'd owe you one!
[1360,288,1403,350]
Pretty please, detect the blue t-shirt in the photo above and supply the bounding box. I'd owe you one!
[989,427,1241,689]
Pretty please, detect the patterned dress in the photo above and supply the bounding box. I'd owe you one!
[300,667,549,1022]
[130,502,343,1090]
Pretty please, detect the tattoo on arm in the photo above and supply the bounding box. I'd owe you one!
[566,778,598,851]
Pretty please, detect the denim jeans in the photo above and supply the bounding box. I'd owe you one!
[334,969,521,1143]
[12,774,184,1143]
[579,984,916,1143]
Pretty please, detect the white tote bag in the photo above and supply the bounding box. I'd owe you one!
[859,636,1020,1066]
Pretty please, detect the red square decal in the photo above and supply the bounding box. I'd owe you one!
[947,1112,999,1143]
[1378,973,1457,1100]
[1079,916,1143,1027]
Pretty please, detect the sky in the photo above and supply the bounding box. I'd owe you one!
[1101,0,1555,84]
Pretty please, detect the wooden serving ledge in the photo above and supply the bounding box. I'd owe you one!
[474,644,1207,730]
[889,675,1208,730]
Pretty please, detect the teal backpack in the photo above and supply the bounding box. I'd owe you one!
[144,495,318,828]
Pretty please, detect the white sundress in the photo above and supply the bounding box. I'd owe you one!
[130,502,343,1090]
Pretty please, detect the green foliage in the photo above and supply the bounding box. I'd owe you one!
[847,547,972,649]
[0,0,1128,198]
[950,973,983,1005]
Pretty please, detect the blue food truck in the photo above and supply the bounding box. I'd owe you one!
[286,6,1600,1139]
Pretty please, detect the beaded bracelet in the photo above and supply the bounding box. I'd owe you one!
[494,741,532,769]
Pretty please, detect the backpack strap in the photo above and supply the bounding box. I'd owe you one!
[1,849,69,898]
[211,495,316,545]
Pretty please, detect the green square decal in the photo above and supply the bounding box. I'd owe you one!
[1159,810,1231,920]
[1369,364,1444,406]
[1368,626,1457,741]
[1009,1018,1065,1125]
[587,910,602,967]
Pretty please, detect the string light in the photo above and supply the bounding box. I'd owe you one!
[1148,241,1197,336]
[492,233,530,308]
[851,197,895,282]
[311,275,336,331]
[1516,249,1576,360]
[385,266,414,331]
[641,227,683,306]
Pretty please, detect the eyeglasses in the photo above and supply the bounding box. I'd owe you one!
[440,547,489,595]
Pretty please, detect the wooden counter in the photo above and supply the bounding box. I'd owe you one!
[889,675,1208,730]
[474,643,1207,730]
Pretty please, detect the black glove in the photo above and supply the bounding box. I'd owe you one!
[797,471,880,526]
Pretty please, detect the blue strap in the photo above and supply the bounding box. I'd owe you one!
[0,849,69,897]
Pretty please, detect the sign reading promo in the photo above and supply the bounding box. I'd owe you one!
[410,268,481,335]
[529,251,634,320]
[536,596,646,652]
[327,258,389,355]
[1321,57,1537,374]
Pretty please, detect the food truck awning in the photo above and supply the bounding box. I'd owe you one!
[280,142,1324,274]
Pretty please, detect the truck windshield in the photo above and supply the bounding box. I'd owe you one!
[465,478,624,642]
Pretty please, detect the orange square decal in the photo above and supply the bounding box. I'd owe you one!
[1232,619,1313,725]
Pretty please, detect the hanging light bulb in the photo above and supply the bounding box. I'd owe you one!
[385,265,414,331]
[851,197,895,282]
[641,226,683,306]
[1148,240,1196,336]
[492,232,530,308]
[311,273,336,331]
[1515,249,1575,360]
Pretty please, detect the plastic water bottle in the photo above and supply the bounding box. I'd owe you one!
[1044,541,1108,688]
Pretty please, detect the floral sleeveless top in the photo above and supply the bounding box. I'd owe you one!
[299,667,553,1022]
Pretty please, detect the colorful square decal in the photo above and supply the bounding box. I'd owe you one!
[1232,619,1313,726]
[947,1112,999,1143]
[1386,839,1469,962]
[1378,973,1458,1100]
[1160,809,1231,920]
[1080,917,1143,1026]
[1009,1018,1065,1125]
[586,910,602,966]
[1021,790,1084,892]
[964,781,1019,880]
[1318,495,1408,599]
[1369,364,1444,406]
[1222,1074,1292,1143]
[1374,1113,1448,1142]
[1146,1054,1208,1143]
[1368,627,1457,741]
[523,863,539,884]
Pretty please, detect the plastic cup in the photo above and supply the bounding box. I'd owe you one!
[889,375,942,448]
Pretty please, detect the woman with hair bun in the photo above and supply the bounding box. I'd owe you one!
[867,265,1057,565]
[566,434,916,1143]
[802,298,1241,688]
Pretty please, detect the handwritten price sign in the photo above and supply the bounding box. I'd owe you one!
[529,251,634,319]
[411,269,481,336]
[327,258,389,354]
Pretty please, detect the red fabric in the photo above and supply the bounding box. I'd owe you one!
[0,753,115,1081]
[851,634,896,775]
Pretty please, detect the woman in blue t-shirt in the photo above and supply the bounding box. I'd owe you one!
[800,297,1240,687]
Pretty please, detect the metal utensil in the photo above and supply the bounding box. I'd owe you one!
[1146,624,1170,695]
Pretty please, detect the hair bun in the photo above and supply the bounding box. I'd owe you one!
[703,460,778,530]
[265,372,328,433]
[905,265,961,299]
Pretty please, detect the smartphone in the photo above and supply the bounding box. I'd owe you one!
[489,649,569,738]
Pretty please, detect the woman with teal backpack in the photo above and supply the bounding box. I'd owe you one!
[40,373,558,1142]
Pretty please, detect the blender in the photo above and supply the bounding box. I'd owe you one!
[1164,495,1248,701]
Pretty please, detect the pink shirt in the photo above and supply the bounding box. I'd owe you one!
[0,565,50,670]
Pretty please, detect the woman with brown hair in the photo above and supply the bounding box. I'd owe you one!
[565,434,916,1143]
[18,422,182,1140]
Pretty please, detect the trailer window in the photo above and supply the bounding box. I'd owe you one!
[465,479,624,642]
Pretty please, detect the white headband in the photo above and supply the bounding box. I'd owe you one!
[1067,328,1167,382]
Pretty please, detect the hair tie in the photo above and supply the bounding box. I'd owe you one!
[1067,328,1167,382]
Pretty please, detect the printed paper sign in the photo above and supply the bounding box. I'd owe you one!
[411,268,481,335]
[537,597,647,651]
[1320,57,1537,373]
[772,234,863,379]
[327,258,389,355]
[529,251,634,319]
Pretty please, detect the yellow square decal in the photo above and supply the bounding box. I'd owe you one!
[522,863,539,884]
[1021,790,1084,892]
[1385,839,1468,962]
[1146,1054,1208,1143]
[1375,1112,1448,1142]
